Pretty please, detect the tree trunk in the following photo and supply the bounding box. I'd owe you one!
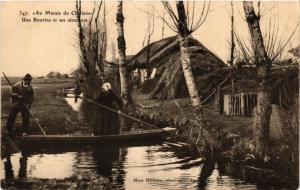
[161,11,165,39]
[228,1,235,67]
[243,1,271,159]
[179,37,201,108]
[243,1,267,60]
[116,1,133,106]
[176,1,205,127]
[253,66,272,158]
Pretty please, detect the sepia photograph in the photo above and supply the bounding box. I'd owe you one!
[0,1,299,189]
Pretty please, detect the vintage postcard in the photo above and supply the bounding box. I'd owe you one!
[1,1,299,190]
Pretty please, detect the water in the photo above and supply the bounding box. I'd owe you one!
[65,93,83,111]
[1,143,260,190]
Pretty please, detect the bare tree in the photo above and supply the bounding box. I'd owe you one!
[146,6,155,66]
[75,0,107,98]
[228,1,235,67]
[161,11,166,39]
[110,41,116,64]
[139,8,155,89]
[161,1,211,139]
[75,0,89,73]
[228,1,236,116]
[98,2,107,74]
[239,1,299,159]
[243,1,272,160]
[116,1,133,108]
[142,6,155,48]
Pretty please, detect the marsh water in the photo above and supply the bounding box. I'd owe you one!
[0,96,286,190]
[2,143,263,190]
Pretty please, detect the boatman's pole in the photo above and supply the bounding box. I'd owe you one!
[2,72,46,135]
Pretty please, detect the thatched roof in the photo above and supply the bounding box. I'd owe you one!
[127,35,226,100]
[128,35,225,72]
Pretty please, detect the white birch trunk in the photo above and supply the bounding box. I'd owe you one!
[116,1,132,106]
[179,36,201,108]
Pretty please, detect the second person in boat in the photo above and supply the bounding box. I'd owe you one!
[94,82,123,135]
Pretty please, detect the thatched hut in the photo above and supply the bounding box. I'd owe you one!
[128,35,226,100]
[128,35,298,120]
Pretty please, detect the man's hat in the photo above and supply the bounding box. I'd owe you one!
[23,73,33,80]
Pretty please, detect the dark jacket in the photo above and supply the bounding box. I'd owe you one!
[94,90,123,135]
[11,81,34,106]
[96,90,123,110]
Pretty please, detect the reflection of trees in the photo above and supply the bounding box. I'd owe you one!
[92,146,127,189]
[198,156,214,188]
[198,154,225,189]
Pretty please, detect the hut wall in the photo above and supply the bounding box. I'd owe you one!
[222,92,257,117]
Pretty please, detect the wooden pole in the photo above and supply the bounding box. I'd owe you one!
[246,94,249,115]
[241,92,245,116]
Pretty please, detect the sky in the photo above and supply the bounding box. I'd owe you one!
[1,1,299,77]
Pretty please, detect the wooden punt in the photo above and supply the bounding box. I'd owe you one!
[21,127,177,146]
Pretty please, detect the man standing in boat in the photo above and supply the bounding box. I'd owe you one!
[5,74,34,136]
[94,82,123,135]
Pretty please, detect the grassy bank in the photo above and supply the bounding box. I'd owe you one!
[1,81,91,155]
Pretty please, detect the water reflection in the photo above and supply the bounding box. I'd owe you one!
[18,151,28,179]
[92,146,125,188]
[3,151,28,181]
[4,155,14,180]
[198,155,215,188]
[198,153,227,189]
[3,143,282,189]
[1,151,75,180]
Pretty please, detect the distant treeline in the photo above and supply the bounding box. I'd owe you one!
[46,71,70,79]
[1,74,75,85]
